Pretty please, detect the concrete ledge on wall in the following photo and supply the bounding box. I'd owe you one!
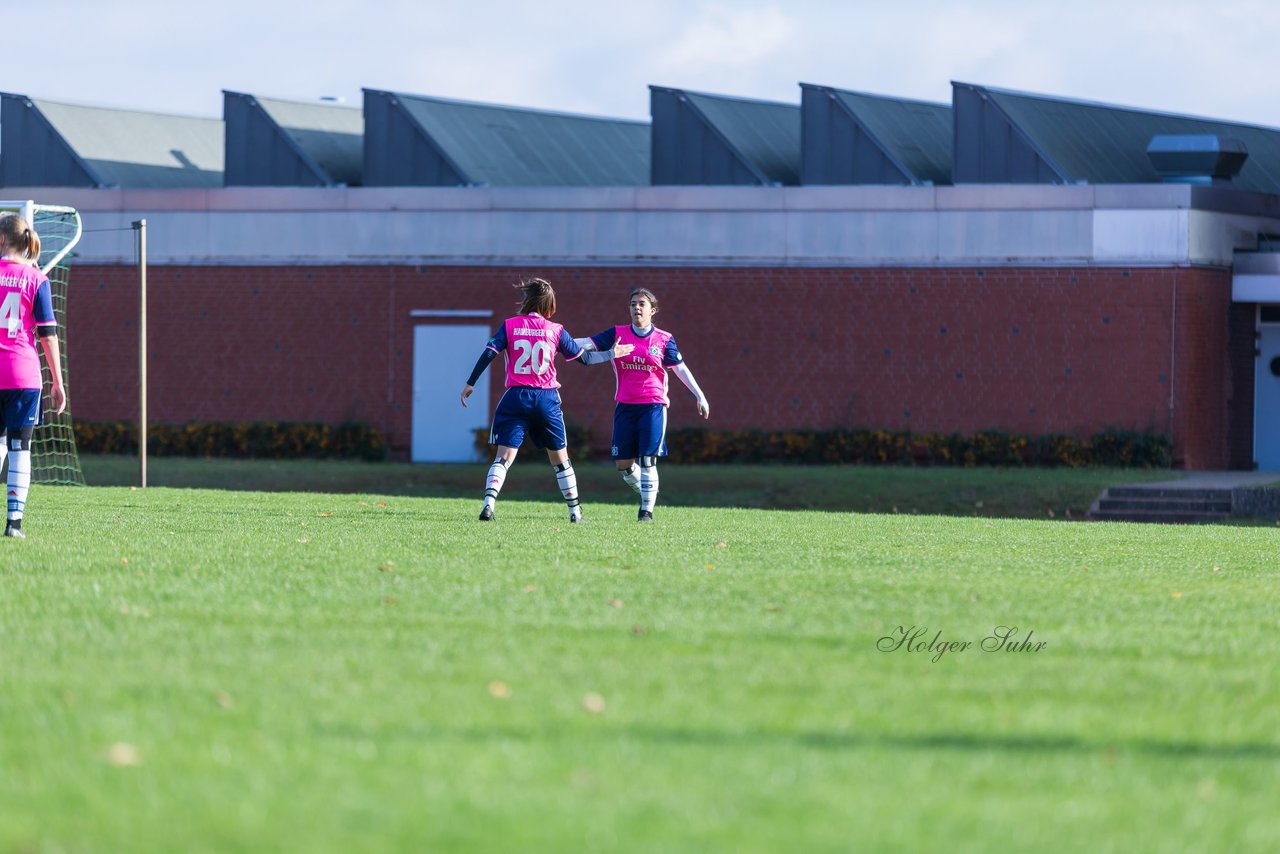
[9,183,1279,268]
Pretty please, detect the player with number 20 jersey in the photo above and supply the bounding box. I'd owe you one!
[460,278,631,523]
[485,313,585,451]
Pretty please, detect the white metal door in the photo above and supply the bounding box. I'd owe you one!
[1255,321,1280,470]
[412,325,490,462]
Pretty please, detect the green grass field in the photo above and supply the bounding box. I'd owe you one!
[2,473,1278,851]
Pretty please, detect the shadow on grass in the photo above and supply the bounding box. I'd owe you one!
[311,722,1280,763]
[77,456,1177,519]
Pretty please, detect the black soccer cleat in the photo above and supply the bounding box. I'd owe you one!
[478,507,495,522]
[637,510,653,523]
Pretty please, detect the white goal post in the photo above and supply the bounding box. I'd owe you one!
[0,199,83,275]
[0,198,86,485]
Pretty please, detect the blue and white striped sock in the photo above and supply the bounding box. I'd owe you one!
[620,462,641,494]
[7,445,30,524]
[554,461,581,520]
[483,457,510,511]
[639,463,658,513]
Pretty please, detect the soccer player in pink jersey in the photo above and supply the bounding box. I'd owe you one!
[0,214,67,539]
[460,278,632,523]
[577,288,709,522]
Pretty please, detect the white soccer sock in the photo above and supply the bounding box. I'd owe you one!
[7,445,30,524]
[639,463,658,513]
[554,461,581,519]
[620,462,641,494]
[482,458,510,510]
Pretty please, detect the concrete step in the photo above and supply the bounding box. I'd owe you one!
[1088,485,1235,523]
[1098,497,1232,513]
[1088,509,1232,524]
[1106,486,1233,501]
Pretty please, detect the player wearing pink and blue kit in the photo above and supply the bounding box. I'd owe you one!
[0,214,68,539]
[460,278,631,523]
[578,288,709,522]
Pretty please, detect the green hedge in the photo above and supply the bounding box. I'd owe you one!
[74,421,1167,467]
[664,427,1171,468]
[75,421,388,461]
[468,423,1169,468]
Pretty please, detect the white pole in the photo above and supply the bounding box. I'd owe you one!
[133,219,147,488]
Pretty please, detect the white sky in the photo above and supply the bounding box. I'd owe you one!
[17,0,1280,127]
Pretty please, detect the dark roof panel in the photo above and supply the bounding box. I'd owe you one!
[225,91,326,187]
[650,87,764,185]
[0,93,99,186]
[254,94,363,186]
[364,90,648,186]
[955,82,1280,192]
[680,89,800,185]
[362,90,464,186]
[1,95,223,188]
[827,88,952,185]
[801,84,951,185]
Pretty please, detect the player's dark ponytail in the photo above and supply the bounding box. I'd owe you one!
[0,214,40,262]
[24,226,40,262]
[516,277,557,318]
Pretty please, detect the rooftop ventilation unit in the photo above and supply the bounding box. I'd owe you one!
[1146,134,1247,185]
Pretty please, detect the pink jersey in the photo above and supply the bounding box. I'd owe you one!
[612,325,673,405]
[0,259,55,389]
[493,314,574,389]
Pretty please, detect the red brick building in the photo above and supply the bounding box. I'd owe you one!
[28,184,1280,469]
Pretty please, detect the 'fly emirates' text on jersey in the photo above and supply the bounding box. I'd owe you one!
[486,314,583,389]
[592,324,683,406]
[0,259,56,390]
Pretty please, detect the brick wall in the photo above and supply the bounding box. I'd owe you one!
[66,264,1241,468]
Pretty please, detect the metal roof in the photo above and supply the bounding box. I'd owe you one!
[223,92,361,186]
[248,93,362,186]
[0,94,222,188]
[652,87,799,185]
[954,82,1280,192]
[2,93,94,186]
[800,84,951,185]
[363,90,648,186]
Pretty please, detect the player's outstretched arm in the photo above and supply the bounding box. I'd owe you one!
[578,341,635,365]
[565,328,633,365]
[673,362,709,419]
[574,329,619,361]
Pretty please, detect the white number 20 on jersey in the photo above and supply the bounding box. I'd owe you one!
[512,339,553,375]
[0,292,21,339]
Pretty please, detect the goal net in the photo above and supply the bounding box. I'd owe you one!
[0,200,85,485]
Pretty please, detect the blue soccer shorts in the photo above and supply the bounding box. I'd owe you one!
[0,389,43,432]
[489,387,568,451]
[611,402,667,460]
